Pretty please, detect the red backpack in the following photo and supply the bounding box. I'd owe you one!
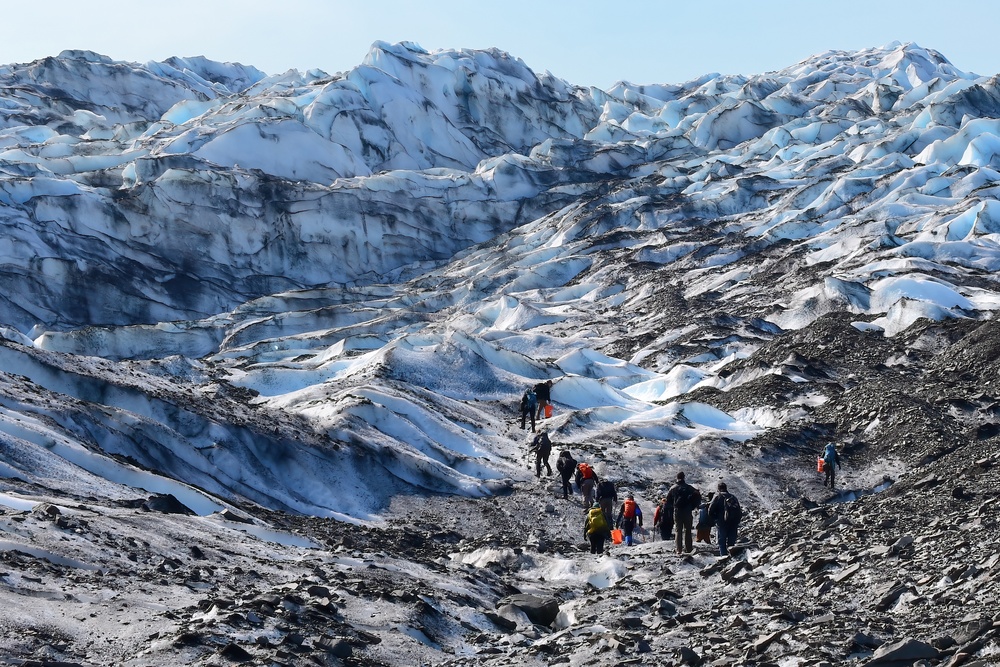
[623,499,637,518]
[577,462,594,479]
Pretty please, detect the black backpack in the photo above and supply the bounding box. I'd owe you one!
[722,493,742,525]
[675,483,700,513]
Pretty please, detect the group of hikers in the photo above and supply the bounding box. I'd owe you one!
[578,469,744,557]
[517,382,844,558]
[519,380,554,433]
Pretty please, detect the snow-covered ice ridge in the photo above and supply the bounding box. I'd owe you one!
[2,41,1000,520]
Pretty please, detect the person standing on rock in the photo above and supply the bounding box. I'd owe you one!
[708,483,742,557]
[531,428,553,477]
[556,450,577,499]
[653,497,674,541]
[519,387,537,432]
[575,462,599,509]
[615,493,643,546]
[534,379,553,420]
[584,501,611,555]
[821,442,842,488]
[664,472,701,555]
[595,476,618,523]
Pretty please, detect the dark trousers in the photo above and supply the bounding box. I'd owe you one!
[674,509,693,554]
[620,517,637,545]
[717,522,737,556]
[658,519,673,541]
[824,465,836,488]
[560,474,573,499]
[520,408,535,432]
[589,534,606,554]
[599,498,614,522]
[535,453,551,476]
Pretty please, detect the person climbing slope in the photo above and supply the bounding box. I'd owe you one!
[595,476,618,523]
[530,429,552,477]
[584,501,611,555]
[575,461,599,509]
[615,493,643,546]
[534,379,554,420]
[556,450,577,500]
[519,387,537,432]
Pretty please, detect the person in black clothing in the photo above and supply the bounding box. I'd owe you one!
[556,450,577,499]
[534,379,553,420]
[595,477,618,523]
[531,429,552,477]
[519,388,537,432]
[653,497,674,541]
[821,442,842,488]
[664,471,701,555]
[708,482,742,557]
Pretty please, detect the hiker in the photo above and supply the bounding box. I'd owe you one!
[519,387,537,432]
[595,477,618,523]
[534,379,554,420]
[556,450,577,499]
[575,461,599,509]
[664,471,701,555]
[696,492,714,544]
[584,501,611,555]
[531,429,553,477]
[708,482,742,557]
[821,442,842,488]
[615,493,643,546]
[653,497,674,541]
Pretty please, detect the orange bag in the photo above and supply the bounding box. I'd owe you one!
[817,457,826,473]
[544,404,553,419]
[611,529,623,544]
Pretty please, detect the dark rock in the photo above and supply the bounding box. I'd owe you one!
[864,638,940,666]
[219,509,253,523]
[219,642,253,661]
[754,630,784,653]
[678,646,703,665]
[484,611,518,632]
[142,494,195,515]
[31,503,61,518]
[497,593,560,626]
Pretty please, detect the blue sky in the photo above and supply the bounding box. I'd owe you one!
[5,1,1000,88]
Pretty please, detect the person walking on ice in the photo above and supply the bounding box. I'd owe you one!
[556,450,577,500]
[519,387,537,432]
[534,379,553,420]
[530,429,552,478]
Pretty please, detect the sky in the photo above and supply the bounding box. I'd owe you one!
[2,1,1000,90]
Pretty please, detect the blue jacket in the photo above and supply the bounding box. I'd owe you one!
[823,444,840,468]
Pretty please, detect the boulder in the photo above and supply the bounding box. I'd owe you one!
[497,594,561,627]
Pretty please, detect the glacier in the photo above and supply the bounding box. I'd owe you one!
[1,35,1000,659]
